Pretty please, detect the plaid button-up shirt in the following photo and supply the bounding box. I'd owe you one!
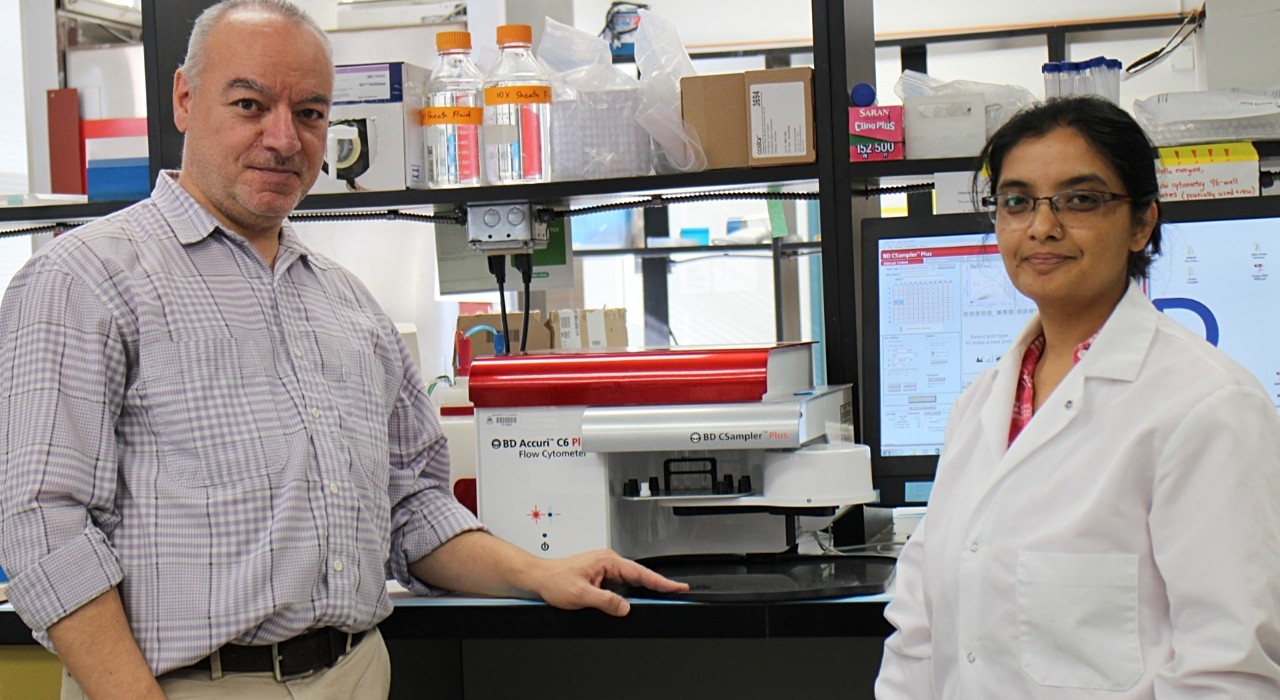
[0,172,482,674]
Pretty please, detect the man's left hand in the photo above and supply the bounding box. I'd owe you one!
[525,549,689,617]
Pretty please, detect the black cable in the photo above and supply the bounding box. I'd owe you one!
[486,255,510,355]
[289,209,465,225]
[537,183,938,222]
[853,182,935,198]
[538,190,819,222]
[0,223,81,239]
[512,254,534,353]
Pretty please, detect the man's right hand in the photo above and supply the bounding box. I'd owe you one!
[47,588,167,700]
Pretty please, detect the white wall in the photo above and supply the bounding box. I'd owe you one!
[3,0,31,194]
[573,0,1199,46]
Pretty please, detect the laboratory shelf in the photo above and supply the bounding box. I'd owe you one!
[849,156,979,180]
[294,163,821,213]
[0,165,820,229]
[574,241,823,258]
[0,200,143,226]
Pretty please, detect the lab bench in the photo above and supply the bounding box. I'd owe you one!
[0,592,893,699]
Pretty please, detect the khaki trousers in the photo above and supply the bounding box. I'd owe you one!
[61,628,391,700]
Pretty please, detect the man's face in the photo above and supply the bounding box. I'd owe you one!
[173,11,332,239]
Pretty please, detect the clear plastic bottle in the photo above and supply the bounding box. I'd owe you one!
[423,31,484,188]
[483,24,553,184]
[1041,62,1062,99]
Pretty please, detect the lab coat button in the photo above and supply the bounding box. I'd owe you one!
[969,542,978,552]
[967,652,976,664]
[1065,399,1074,410]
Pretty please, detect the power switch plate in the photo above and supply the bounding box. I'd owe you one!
[466,203,547,252]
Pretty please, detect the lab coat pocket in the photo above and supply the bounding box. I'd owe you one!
[1016,551,1142,690]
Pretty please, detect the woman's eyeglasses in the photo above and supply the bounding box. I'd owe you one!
[981,190,1134,229]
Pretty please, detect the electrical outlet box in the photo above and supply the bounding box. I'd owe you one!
[466,203,548,253]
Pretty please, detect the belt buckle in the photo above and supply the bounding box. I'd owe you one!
[271,641,320,683]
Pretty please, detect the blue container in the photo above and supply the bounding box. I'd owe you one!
[679,227,710,246]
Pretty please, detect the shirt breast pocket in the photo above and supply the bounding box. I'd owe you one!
[1016,551,1143,690]
[141,337,292,487]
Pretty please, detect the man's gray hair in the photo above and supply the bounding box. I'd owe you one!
[180,0,333,89]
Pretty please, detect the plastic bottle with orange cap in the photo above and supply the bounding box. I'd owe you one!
[482,23,553,184]
[423,30,485,188]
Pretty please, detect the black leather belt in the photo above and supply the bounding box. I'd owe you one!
[182,627,368,681]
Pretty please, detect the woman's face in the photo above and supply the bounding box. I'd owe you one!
[993,127,1155,318]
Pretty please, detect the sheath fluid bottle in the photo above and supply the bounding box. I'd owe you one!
[483,24,553,184]
[423,31,483,188]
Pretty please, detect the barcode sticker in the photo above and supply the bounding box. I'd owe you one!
[749,81,807,158]
[585,310,608,348]
[558,310,583,350]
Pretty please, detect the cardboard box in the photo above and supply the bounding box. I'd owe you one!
[745,67,815,167]
[457,311,552,358]
[849,105,904,162]
[680,73,749,170]
[546,308,628,349]
[310,62,428,194]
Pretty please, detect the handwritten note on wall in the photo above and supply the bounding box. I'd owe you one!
[1156,142,1260,202]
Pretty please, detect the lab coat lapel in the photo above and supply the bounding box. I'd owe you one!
[979,283,1155,489]
[979,317,1043,461]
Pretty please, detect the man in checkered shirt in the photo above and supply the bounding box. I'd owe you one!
[0,2,684,698]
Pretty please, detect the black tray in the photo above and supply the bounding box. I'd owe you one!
[621,553,896,603]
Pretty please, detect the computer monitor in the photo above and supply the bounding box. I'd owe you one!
[860,213,1034,507]
[1150,196,1280,412]
[859,196,1280,507]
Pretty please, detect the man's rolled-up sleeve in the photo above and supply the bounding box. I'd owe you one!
[383,335,484,595]
[0,255,128,634]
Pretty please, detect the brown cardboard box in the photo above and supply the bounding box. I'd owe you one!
[546,308,628,350]
[745,67,815,166]
[456,311,552,358]
[680,73,749,170]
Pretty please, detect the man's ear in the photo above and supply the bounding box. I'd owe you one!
[173,69,192,134]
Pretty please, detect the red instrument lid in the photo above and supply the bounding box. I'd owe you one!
[468,343,813,408]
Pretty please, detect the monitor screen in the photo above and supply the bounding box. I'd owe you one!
[860,198,1280,507]
[860,213,1032,507]
[1151,198,1280,412]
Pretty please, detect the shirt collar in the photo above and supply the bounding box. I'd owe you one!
[151,171,327,270]
[1001,281,1154,384]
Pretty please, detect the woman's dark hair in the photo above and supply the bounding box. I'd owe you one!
[975,96,1162,280]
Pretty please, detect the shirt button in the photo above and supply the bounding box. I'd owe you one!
[293,348,304,358]
[333,560,344,572]
[969,542,979,552]
[967,652,976,664]
[329,482,340,495]
[311,408,322,419]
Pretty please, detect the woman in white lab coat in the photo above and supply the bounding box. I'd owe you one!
[875,96,1280,698]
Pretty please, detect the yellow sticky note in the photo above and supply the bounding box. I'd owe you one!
[1157,142,1258,166]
